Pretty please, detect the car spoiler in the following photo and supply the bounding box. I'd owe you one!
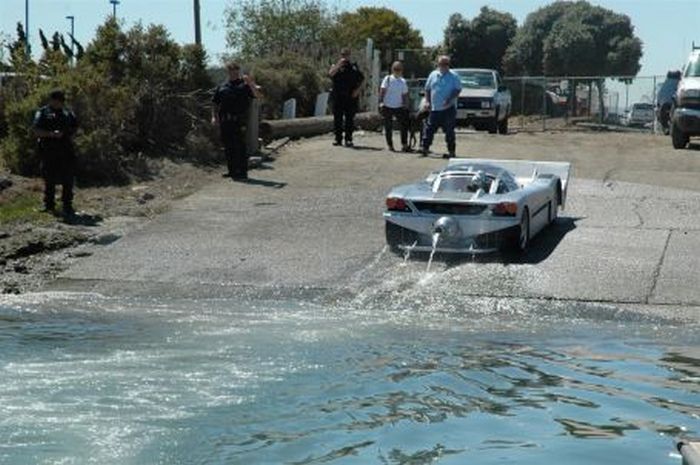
[447,158,572,208]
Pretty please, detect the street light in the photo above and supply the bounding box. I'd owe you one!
[109,0,120,18]
[65,15,75,60]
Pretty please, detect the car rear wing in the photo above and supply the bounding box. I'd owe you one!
[448,158,572,208]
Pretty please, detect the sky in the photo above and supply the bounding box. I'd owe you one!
[1,0,699,76]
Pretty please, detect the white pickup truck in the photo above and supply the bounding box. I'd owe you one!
[453,68,512,134]
[671,46,700,149]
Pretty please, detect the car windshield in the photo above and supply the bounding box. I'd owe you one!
[456,71,495,89]
[436,174,493,193]
[633,104,653,110]
[684,57,700,77]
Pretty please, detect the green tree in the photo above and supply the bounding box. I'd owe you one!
[224,0,335,59]
[444,7,517,73]
[331,7,424,70]
[503,1,642,77]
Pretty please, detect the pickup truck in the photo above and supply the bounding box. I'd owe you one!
[671,46,700,149]
[453,68,512,134]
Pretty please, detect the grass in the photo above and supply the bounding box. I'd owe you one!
[0,192,52,225]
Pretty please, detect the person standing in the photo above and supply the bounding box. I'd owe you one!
[212,62,261,181]
[32,89,78,218]
[379,61,410,152]
[329,48,364,147]
[421,55,462,158]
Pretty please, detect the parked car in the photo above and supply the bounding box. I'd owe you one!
[656,70,681,134]
[671,45,700,149]
[622,103,655,127]
[453,68,511,134]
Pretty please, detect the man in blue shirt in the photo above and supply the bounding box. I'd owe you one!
[421,56,462,158]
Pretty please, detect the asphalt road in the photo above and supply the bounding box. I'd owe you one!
[53,130,700,318]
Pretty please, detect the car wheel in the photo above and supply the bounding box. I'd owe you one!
[516,208,530,252]
[549,200,557,224]
[488,110,498,134]
[385,221,418,254]
[498,116,509,135]
[671,120,689,149]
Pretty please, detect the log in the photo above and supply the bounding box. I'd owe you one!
[259,112,382,142]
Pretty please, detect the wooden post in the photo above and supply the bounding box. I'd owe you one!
[194,0,202,46]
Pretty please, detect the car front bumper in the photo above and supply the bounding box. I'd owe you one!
[673,107,700,135]
[456,108,496,121]
[385,213,519,254]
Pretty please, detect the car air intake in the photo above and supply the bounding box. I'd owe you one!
[413,202,488,215]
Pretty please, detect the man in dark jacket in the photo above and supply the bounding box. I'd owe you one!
[212,62,261,180]
[32,89,78,218]
[329,48,364,147]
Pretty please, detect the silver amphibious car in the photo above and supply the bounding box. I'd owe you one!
[384,159,571,254]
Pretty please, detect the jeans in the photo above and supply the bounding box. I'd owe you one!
[220,120,247,178]
[332,96,358,143]
[422,106,457,153]
[381,106,409,148]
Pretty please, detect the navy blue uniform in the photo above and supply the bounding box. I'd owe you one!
[330,62,364,144]
[212,79,255,178]
[32,105,78,212]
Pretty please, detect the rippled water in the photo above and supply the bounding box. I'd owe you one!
[0,292,698,464]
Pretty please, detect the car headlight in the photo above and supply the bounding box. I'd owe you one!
[481,100,492,109]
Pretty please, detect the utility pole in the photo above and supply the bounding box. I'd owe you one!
[66,15,75,61]
[25,0,30,55]
[194,0,202,45]
[110,0,120,19]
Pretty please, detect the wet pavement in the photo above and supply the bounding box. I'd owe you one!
[52,131,700,316]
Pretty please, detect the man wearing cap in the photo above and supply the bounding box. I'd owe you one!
[329,48,365,147]
[212,62,261,181]
[421,55,462,158]
[32,89,79,218]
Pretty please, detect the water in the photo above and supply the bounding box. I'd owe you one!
[0,291,698,465]
[427,232,441,272]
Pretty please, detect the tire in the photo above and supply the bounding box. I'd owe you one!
[488,108,499,134]
[498,115,509,135]
[516,208,530,252]
[549,200,557,224]
[385,221,418,254]
[671,120,689,149]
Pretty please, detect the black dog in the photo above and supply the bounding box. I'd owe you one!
[407,109,429,150]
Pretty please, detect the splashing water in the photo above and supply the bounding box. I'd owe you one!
[403,240,418,263]
[427,232,441,272]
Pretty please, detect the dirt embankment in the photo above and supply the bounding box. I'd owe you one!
[0,160,221,294]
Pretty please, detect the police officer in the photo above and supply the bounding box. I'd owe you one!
[32,89,78,218]
[212,62,260,181]
[329,48,364,147]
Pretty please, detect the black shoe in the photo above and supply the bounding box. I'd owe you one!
[345,140,354,148]
[231,174,248,182]
[332,140,342,147]
[443,152,456,159]
[37,205,55,214]
[421,147,429,157]
[401,145,411,153]
[62,207,76,219]
[387,144,395,152]
[222,172,232,178]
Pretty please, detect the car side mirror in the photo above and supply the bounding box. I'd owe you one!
[498,85,507,92]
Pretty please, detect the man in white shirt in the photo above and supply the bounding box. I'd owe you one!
[379,61,410,152]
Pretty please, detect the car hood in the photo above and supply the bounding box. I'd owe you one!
[678,77,700,92]
[459,88,497,99]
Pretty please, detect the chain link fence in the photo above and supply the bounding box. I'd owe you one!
[502,75,671,134]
